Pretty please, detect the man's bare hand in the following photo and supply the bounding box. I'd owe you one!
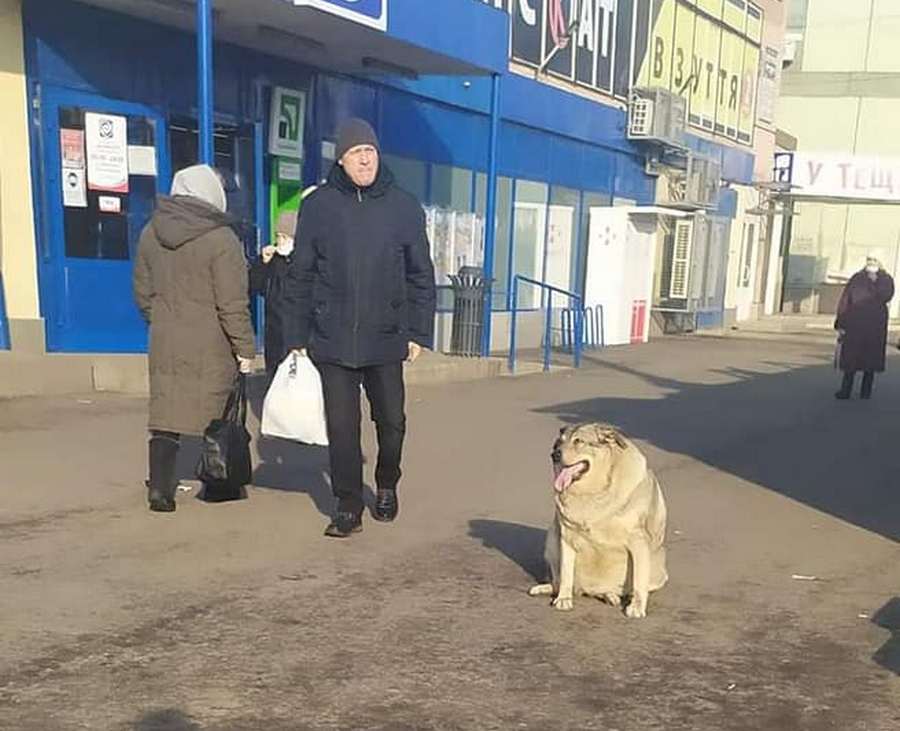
[407,342,422,364]
[260,245,276,264]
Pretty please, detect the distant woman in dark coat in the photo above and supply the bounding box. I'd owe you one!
[834,256,894,400]
[250,210,297,380]
[249,188,317,379]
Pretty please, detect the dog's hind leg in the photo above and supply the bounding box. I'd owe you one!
[528,583,554,597]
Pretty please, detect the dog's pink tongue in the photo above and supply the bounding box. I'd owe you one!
[553,465,579,493]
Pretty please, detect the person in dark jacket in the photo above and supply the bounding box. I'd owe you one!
[834,255,895,400]
[284,118,436,538]
[134,165,256,512]
[250,210,297,379]
[251,188,317,379]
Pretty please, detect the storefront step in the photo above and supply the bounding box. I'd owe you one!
[0,352,96,398]
[0,351,520,399]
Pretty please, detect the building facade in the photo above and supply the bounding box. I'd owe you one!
[0,0,783,357]
[778,0,900,317]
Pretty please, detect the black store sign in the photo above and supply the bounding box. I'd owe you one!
[481,0,648,98]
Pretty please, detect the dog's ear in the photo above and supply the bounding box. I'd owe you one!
[559,426,567,436]
[592,424,628,450]
[609,429,629,450]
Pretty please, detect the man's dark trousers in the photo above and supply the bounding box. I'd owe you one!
[315,361,405,516]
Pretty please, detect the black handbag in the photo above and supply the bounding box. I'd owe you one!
[196,374,252,502]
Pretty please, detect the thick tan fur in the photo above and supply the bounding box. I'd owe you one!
[529,423,668,618]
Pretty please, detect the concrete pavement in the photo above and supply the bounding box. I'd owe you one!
[0,336,898,730]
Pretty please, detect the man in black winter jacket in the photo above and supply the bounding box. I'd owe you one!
[284,118,436,538]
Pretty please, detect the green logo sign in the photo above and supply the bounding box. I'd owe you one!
[269,87,307,160]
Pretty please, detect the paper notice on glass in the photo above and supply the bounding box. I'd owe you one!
[98,195,122,214]
[278,159,302,182]
[86,112,129,193]
[62,168,87,208]
[128,145,157,176]
[61,129,85,169]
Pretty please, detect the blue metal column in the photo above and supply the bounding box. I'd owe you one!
[197,0,215,165]
[481,73,502,357]
[0,275,10,350]
[253,118,267,352]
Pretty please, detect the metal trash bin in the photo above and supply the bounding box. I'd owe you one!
[448,266,489,357]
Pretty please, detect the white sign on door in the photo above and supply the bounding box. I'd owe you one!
[86,113,129,193]
[62,168,87,208]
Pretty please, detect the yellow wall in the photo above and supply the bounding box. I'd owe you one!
[0,0,39,322]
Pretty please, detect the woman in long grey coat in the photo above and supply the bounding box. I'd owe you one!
[134,165,256,512]
[834,255,895,400]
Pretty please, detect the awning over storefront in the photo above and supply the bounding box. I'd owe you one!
[75,0,508,77]
[619,206,693,218]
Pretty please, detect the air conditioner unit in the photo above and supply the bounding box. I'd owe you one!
[686,156,721,209]
[628,87,687,149]
[665,156,721,210]
[669,219,693,300]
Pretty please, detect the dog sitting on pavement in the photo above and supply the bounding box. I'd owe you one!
[529,423,669,618]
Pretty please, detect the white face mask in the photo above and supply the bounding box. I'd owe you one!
[866,264,879,274]
[275,233,294,257]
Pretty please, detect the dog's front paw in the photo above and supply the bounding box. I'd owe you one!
[552,595,574,611]
[529,583,554,597]
[624,594,647,619]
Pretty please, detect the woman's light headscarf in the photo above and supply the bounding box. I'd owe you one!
[170,164,227,213]
[866,253,882,273]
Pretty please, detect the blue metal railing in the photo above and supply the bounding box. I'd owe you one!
[561,304,605,350]
[509,275,583,373]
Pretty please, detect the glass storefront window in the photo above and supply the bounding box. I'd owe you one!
[546,187,580,295]
[59,107,158,261]
[382,153,427,202]
[579,191,612,303]
[430,165,472,211]
[475,172,487,218]
[491,177,514,310]
[513,180,549,309]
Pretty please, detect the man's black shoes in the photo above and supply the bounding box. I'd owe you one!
[373,489,399,522]
[324,511,363,538]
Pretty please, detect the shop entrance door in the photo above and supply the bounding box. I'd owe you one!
[169,118,259,258]
[39,88,170,352]
[169,117,263,343]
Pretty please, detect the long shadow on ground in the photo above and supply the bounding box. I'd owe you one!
[468,519,546,581]
[533,352,900,543]
[873,597,900,675]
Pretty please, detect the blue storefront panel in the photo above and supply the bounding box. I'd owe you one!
[23,0,746,352]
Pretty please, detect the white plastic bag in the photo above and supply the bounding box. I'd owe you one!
[261,353,329,445]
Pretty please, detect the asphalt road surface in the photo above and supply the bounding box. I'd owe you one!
[1,336,898,730]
